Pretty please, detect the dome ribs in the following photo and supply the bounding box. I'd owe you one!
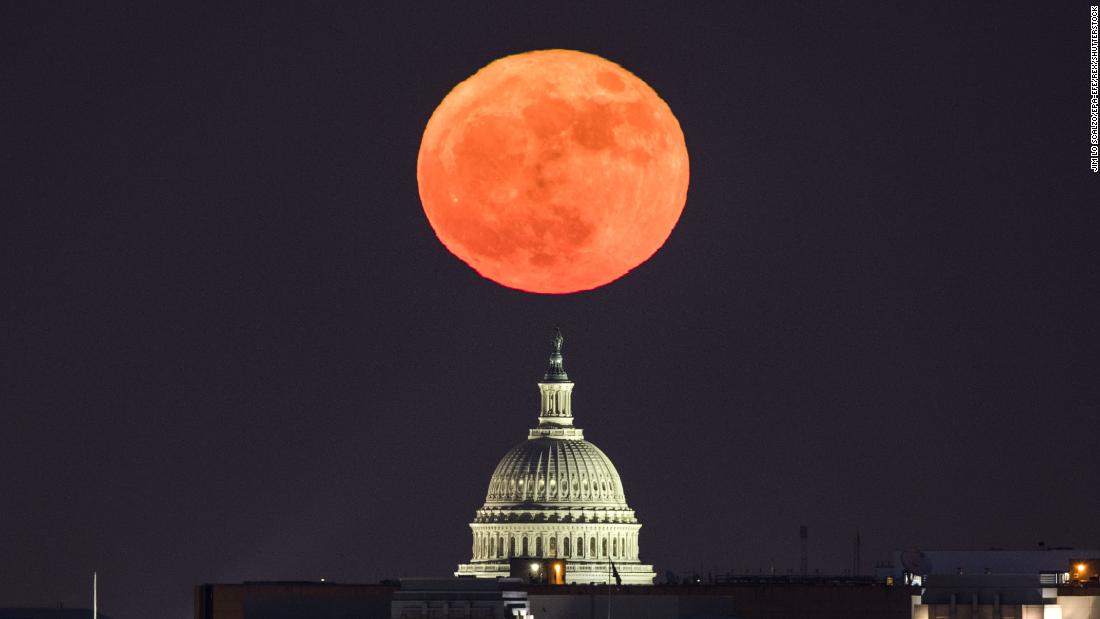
[482,438,632,510]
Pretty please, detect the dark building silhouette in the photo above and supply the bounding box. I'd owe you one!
[193,582,394,619]
[0,610,115,619]
[194,579,920,619]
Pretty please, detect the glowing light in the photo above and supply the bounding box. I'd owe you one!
[418,49,690,294]
[1078,563,1087,573]
[554,564,562,573]
[530,562,540,573]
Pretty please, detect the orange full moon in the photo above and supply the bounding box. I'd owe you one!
[417,49,689,294]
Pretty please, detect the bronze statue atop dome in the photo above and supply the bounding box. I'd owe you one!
[544,327,569,382]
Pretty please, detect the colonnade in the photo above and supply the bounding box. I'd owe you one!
[471,528,639,562]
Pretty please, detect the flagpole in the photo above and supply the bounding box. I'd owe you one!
[93,571,97,619]
[606,558,611,619]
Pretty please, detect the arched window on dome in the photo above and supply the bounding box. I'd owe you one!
[522,537,529,557]
[563,536,571,557]
[498,536,504,558]
[509,536,516,558]
[549,536,557,557]
[590,537,596,557]
[576,537,584,557]
[602,538,608,558]
[612,538,617,557]
[536,537,543,557]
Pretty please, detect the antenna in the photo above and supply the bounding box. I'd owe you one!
[800,526,808,577]
[93,571,97,619]
[854,531,862,576]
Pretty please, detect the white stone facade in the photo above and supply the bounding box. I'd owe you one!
[455,333,655,585]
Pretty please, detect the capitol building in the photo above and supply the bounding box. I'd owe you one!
[455,330,656,585]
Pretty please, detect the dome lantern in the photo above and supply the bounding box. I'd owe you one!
[537,327,575,430]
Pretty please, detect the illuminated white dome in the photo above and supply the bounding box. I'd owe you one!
[455,330,655,585]
[484,437,627,509]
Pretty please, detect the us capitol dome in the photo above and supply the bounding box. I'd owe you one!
[455,329,656,585]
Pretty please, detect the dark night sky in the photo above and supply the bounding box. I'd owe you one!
[2,3,1098,618]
